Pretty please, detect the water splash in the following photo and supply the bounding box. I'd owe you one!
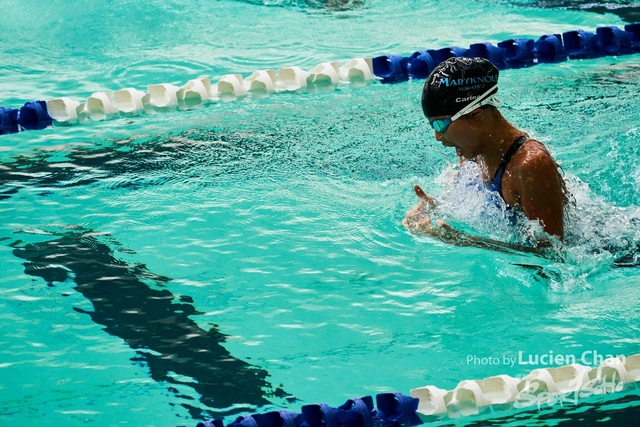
[563,175,640,269]
[424,160,640,292]
[435,160,520,243]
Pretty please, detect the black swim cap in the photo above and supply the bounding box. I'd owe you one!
[421,57,499,118]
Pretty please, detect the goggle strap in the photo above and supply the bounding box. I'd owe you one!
[451,85,498,121]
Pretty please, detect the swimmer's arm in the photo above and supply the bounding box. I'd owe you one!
[402,185,546,256]
[512,151,565,241]
[410,218,542,255]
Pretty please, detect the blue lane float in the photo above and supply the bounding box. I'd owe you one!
[598,25,634,55]
[374,393,422,426]
[427,46,468,65]
[371,55,409,84]
[19,100,53,131]
[226,410,304,427]
[301,403,339,427]
[1,23,639,137]
[337,396,375,427]
[563,30,603,59]
[372,23,639,81]
[407,51,436,80]
[302,403,340,427]
[627,23,640,50]
[0,106,20,135]
[0,101,53,134]
[497,38,535,68]
[195,394,423,427]
[533,34,568,63]
[467,42,507,70]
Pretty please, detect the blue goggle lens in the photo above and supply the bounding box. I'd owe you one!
[430,118,452,134]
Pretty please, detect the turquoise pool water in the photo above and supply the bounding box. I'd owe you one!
[2,1,640,426]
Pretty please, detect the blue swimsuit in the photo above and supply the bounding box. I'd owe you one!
[485,135,528,202]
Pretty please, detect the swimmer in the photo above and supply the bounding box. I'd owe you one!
[403,57,567,251]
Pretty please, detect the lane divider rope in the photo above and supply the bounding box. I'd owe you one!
[410,353,639,420]
[193,353,640,427]
[1,24,638,137]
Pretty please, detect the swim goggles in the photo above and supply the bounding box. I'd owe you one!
[429,85,500,134]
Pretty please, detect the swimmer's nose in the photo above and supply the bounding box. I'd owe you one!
[434,130,444,141]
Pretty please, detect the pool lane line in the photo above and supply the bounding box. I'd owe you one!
[1,24,638,137]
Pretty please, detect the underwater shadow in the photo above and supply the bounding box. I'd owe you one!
[11,230,292,420]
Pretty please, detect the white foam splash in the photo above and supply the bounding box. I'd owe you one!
[434,161,532,245]
[429,162,640,292]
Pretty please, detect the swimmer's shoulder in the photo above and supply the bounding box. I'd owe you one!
[502,138,564,204]
[509,138,559,178]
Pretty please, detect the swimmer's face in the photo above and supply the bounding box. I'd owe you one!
[429,113,478,159]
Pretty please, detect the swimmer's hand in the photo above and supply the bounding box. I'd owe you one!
[413,184,437,208]
[403,185,454,239]
[402,185,438,230]
[404,216,463,244]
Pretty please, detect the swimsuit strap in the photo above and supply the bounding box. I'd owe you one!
[489,135,528,199]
